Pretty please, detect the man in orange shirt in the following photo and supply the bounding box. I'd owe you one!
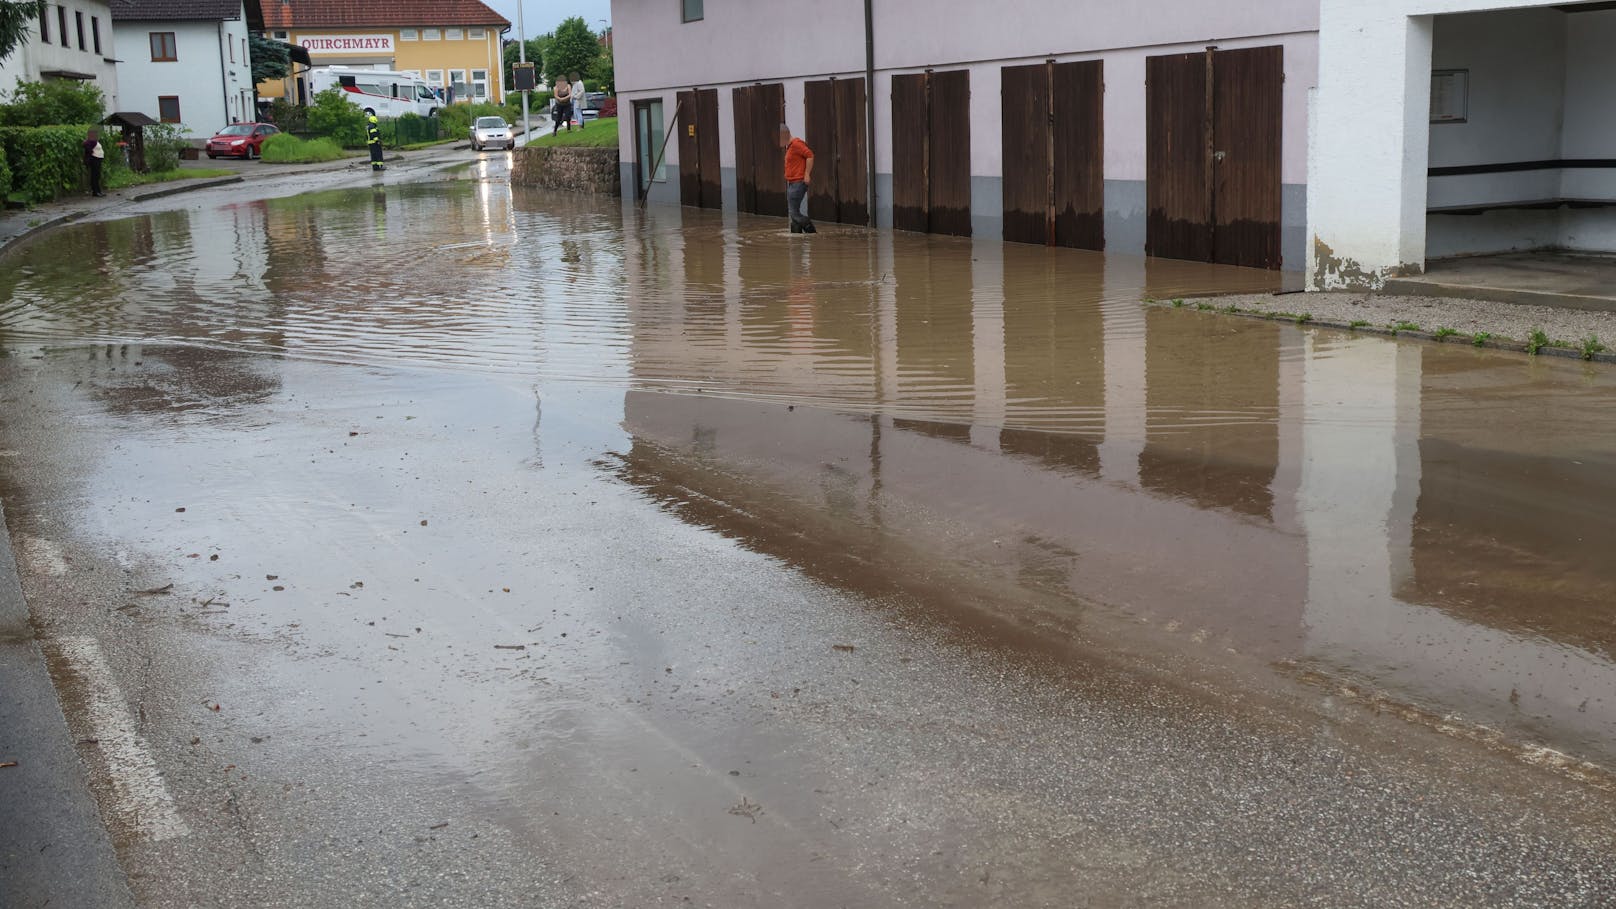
[779,124,816,234]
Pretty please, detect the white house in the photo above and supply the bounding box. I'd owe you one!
[1310,0,1616,289]
[612,0,1320,272]
[110,0,260,135]
[0,1,119,107]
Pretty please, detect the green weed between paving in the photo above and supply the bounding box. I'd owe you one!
[532,117,618,148]
[261,134,347,164]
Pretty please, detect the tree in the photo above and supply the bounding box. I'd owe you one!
[250,35,292,85]
[0,78,105,126]
[589,45,614,94]
[502,38,544,92]
[545,17,598,84]
[0,0,39,64]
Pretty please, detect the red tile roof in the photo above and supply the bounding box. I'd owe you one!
[261,0,509,29]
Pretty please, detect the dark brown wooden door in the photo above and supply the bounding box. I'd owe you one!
[834,78,868,225]
[1000,63,1050,246]
[1147,46,1283,269]
[676,90,702,207]
[891,70,972,237]
[732,83,787,216]
[732,86,755,213]
[804,79,839,222]
[1001,61,1104,250]
[1052,61,1104,250]
[928,69,972,237]
[1212,46,1282,269]
[803,77,870,226]
[891,74,929,233]
[1146,52,1212,264]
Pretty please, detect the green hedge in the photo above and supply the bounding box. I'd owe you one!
[0,143,10,197]
[0,124,96,202]
[261,133,345,164]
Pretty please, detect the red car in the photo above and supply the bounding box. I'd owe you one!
[205,122,280,159]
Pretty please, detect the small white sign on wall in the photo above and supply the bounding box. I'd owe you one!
[1431,70,1469,124]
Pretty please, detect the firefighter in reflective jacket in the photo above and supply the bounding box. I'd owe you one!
[365,108,384,171]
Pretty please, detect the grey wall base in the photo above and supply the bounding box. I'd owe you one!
[624,158,1307,273]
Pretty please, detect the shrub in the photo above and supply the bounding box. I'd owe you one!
[260,133,344,163]
[142,123,187,172]
[0,79,105,127]
[307,87,367,147]
[0,143,10,197]
[0,124,94,201]
[264,99,307,134]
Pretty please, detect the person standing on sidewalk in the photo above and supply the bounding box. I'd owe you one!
[364,108,385,172]
[780,124,816,234]
[83,127,105,197]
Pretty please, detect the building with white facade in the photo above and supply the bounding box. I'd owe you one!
[1311,0,1616,288]
[613,0,1319,272]
[110,0,260,135]
[0,1,119,108]
[614,1,1616,286]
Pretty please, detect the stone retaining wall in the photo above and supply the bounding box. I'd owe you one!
[510,147,621,196]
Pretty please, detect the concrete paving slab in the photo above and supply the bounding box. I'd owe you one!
[1387,251,1616,312]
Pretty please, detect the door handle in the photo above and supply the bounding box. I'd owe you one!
[1214,151,1227,163]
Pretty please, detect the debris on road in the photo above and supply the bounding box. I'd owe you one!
[134,583,174,596]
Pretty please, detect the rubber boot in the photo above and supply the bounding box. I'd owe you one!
[790,221,802,234]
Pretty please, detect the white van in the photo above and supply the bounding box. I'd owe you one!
[309,66,439,118]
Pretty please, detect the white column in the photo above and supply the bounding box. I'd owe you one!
[1309,5,1434,289]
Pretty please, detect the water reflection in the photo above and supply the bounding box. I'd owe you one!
[3,181,1614,765]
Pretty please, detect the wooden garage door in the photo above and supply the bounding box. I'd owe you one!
[803,77,870,226]
[1002,60,1104,249]
[1212,46,1283,269]
[890,70,972,237]
[731,82,787,217]
[675,89,721,210]
[1146,47,1283,269]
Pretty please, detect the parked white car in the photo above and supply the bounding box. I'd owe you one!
[470,117,514,151]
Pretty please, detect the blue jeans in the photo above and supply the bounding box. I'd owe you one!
[787,181,812,227]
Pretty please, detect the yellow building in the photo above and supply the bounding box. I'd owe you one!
[259,0,509,105]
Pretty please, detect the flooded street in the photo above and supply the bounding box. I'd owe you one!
[3,161,1615,906]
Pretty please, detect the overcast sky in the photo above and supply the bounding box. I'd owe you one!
[486,1,613,39]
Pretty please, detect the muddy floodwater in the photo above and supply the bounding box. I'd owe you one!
[3,164,1615,907]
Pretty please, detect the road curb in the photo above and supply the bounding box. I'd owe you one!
[0,501,136,908]
[1146,298,1616,364]
[131,176,244,202]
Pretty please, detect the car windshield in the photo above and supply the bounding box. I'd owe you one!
[217,125,254,136]
[475,118,506,129]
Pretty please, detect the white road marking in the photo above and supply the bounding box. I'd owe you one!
[16,534,68,576]
[52,636,190,842]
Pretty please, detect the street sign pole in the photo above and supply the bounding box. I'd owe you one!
[517,1,530,142]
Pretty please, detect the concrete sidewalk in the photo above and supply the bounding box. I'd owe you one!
[0,500,134,908]
[1386,251,1616,313]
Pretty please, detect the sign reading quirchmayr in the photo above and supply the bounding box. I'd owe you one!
[299,34,396,54]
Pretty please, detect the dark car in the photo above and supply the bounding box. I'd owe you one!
[206,123,280,159]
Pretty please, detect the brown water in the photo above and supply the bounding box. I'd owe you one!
[3,175,1615,773]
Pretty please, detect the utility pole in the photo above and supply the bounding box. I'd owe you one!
[518,1,530,142]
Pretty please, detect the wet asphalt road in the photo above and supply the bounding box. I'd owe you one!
[1,159,1615,907]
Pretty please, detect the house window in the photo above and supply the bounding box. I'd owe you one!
[74,10,85,50]
[56,6,68,44]
[423,28,440,40]
[682,0,703,23]
[471,68,488,99]
[150,31,177,62]
[158,96,181,123]
[229,37,235,62]
[447,28,463,40]
[272,30,287,40]
[91,16,101,54]
[469,28,486,39]
[400,28,417,40]
[39,4,49,44]
[426,69,443,87]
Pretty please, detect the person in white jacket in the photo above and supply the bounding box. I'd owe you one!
[570,73,586,128]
